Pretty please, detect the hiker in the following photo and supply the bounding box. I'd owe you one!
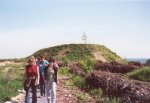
[37,55,49,97]
[44,57,59,103]
[24,56,40,103]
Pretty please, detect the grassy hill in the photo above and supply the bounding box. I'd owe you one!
[1,44,150,103]
[32,44,123,62]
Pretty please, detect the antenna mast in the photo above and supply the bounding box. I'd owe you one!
[82,32,87,44]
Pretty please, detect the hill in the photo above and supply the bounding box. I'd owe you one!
[32,44,123,62]
[2,44,150,103]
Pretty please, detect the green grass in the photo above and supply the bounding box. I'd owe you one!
[0,79,22,102]
[72,75,86,88]
[89,88,103,97]
[102,97,122,103]
[79,58,95,75]
[32,44,123,62]
[58,67,71,76]
[63,79,75,89]
[0,63,24,103]
[75,92,91,102]
[127,67,150,82]
[61,57,69,66]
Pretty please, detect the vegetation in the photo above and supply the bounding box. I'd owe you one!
[58,67,70,76]
[102,97,122,103]
[75,92,91,102]
[127,67,150,82]
[0,58,25,63]
[63,79,75,89]
[32,44,123,62]
[88,88,122,103]
[79,58,95,75]
[0,44,141,103]
[89,88,103,96]
[72,75,86,88]
[61,57,70,66]
[0,63,24,103]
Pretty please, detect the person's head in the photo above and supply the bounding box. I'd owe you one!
[40,55,45,61]
[37,57,40,61]
[28,56,35,65]
[48,57,55,66]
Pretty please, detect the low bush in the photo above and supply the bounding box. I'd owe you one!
[0,63,24,103]
[127,67,150,82]
[79,58,95,75]
[58,67,70,76]
[72,75,86,88]
[102,97,122,103]
[75,92,91,102]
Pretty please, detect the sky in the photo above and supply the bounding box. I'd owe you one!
[0,0,150,59]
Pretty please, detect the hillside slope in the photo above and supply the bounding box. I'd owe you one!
[32,44,123,62]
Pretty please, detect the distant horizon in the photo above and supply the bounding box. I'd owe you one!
[0,0,150,59]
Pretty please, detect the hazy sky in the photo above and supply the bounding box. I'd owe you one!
[0,0,150,59]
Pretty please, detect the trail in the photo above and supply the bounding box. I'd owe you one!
[17,75,78,103]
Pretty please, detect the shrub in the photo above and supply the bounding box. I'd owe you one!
[62,57,69,66]
[0,79,22,102]
[127,67,150,82]
[58,67,70,76]
[89,88,103,96]
[0,63,24,102]
[75,92,91,102]
[89,88,103,101]
[102,97,122,103]
[63,79,75,89]
[72,75,86,88]
[79,58,95,75]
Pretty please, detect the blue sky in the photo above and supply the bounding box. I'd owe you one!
[0,0,150,59]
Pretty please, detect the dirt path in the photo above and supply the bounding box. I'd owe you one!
[17,75,79,103]
[7,75,95,103]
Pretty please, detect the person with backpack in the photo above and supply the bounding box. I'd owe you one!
[44,57,59,103]
[24,56,40,103]
[37,55,49,97]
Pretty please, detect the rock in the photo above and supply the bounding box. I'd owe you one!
[18,90,21,93]
[68,94,72,98]
[4,101,12,103]
[21,90,26,94]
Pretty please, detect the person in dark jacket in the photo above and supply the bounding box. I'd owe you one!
[44,57,59,103]
[36,55,49,97]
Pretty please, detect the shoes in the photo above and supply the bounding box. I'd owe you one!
[47,97,50,103]
[42,93,45,97]
[40,93,45,97]
[39,95,42,98]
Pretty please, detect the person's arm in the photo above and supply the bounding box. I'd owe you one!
[23,68,26,85]
[36,66,40,85]
[54,62,59,69]
[43,66,48,83]
[54,64,58,83]
[23,66,28,89]
[44,60,49,67]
